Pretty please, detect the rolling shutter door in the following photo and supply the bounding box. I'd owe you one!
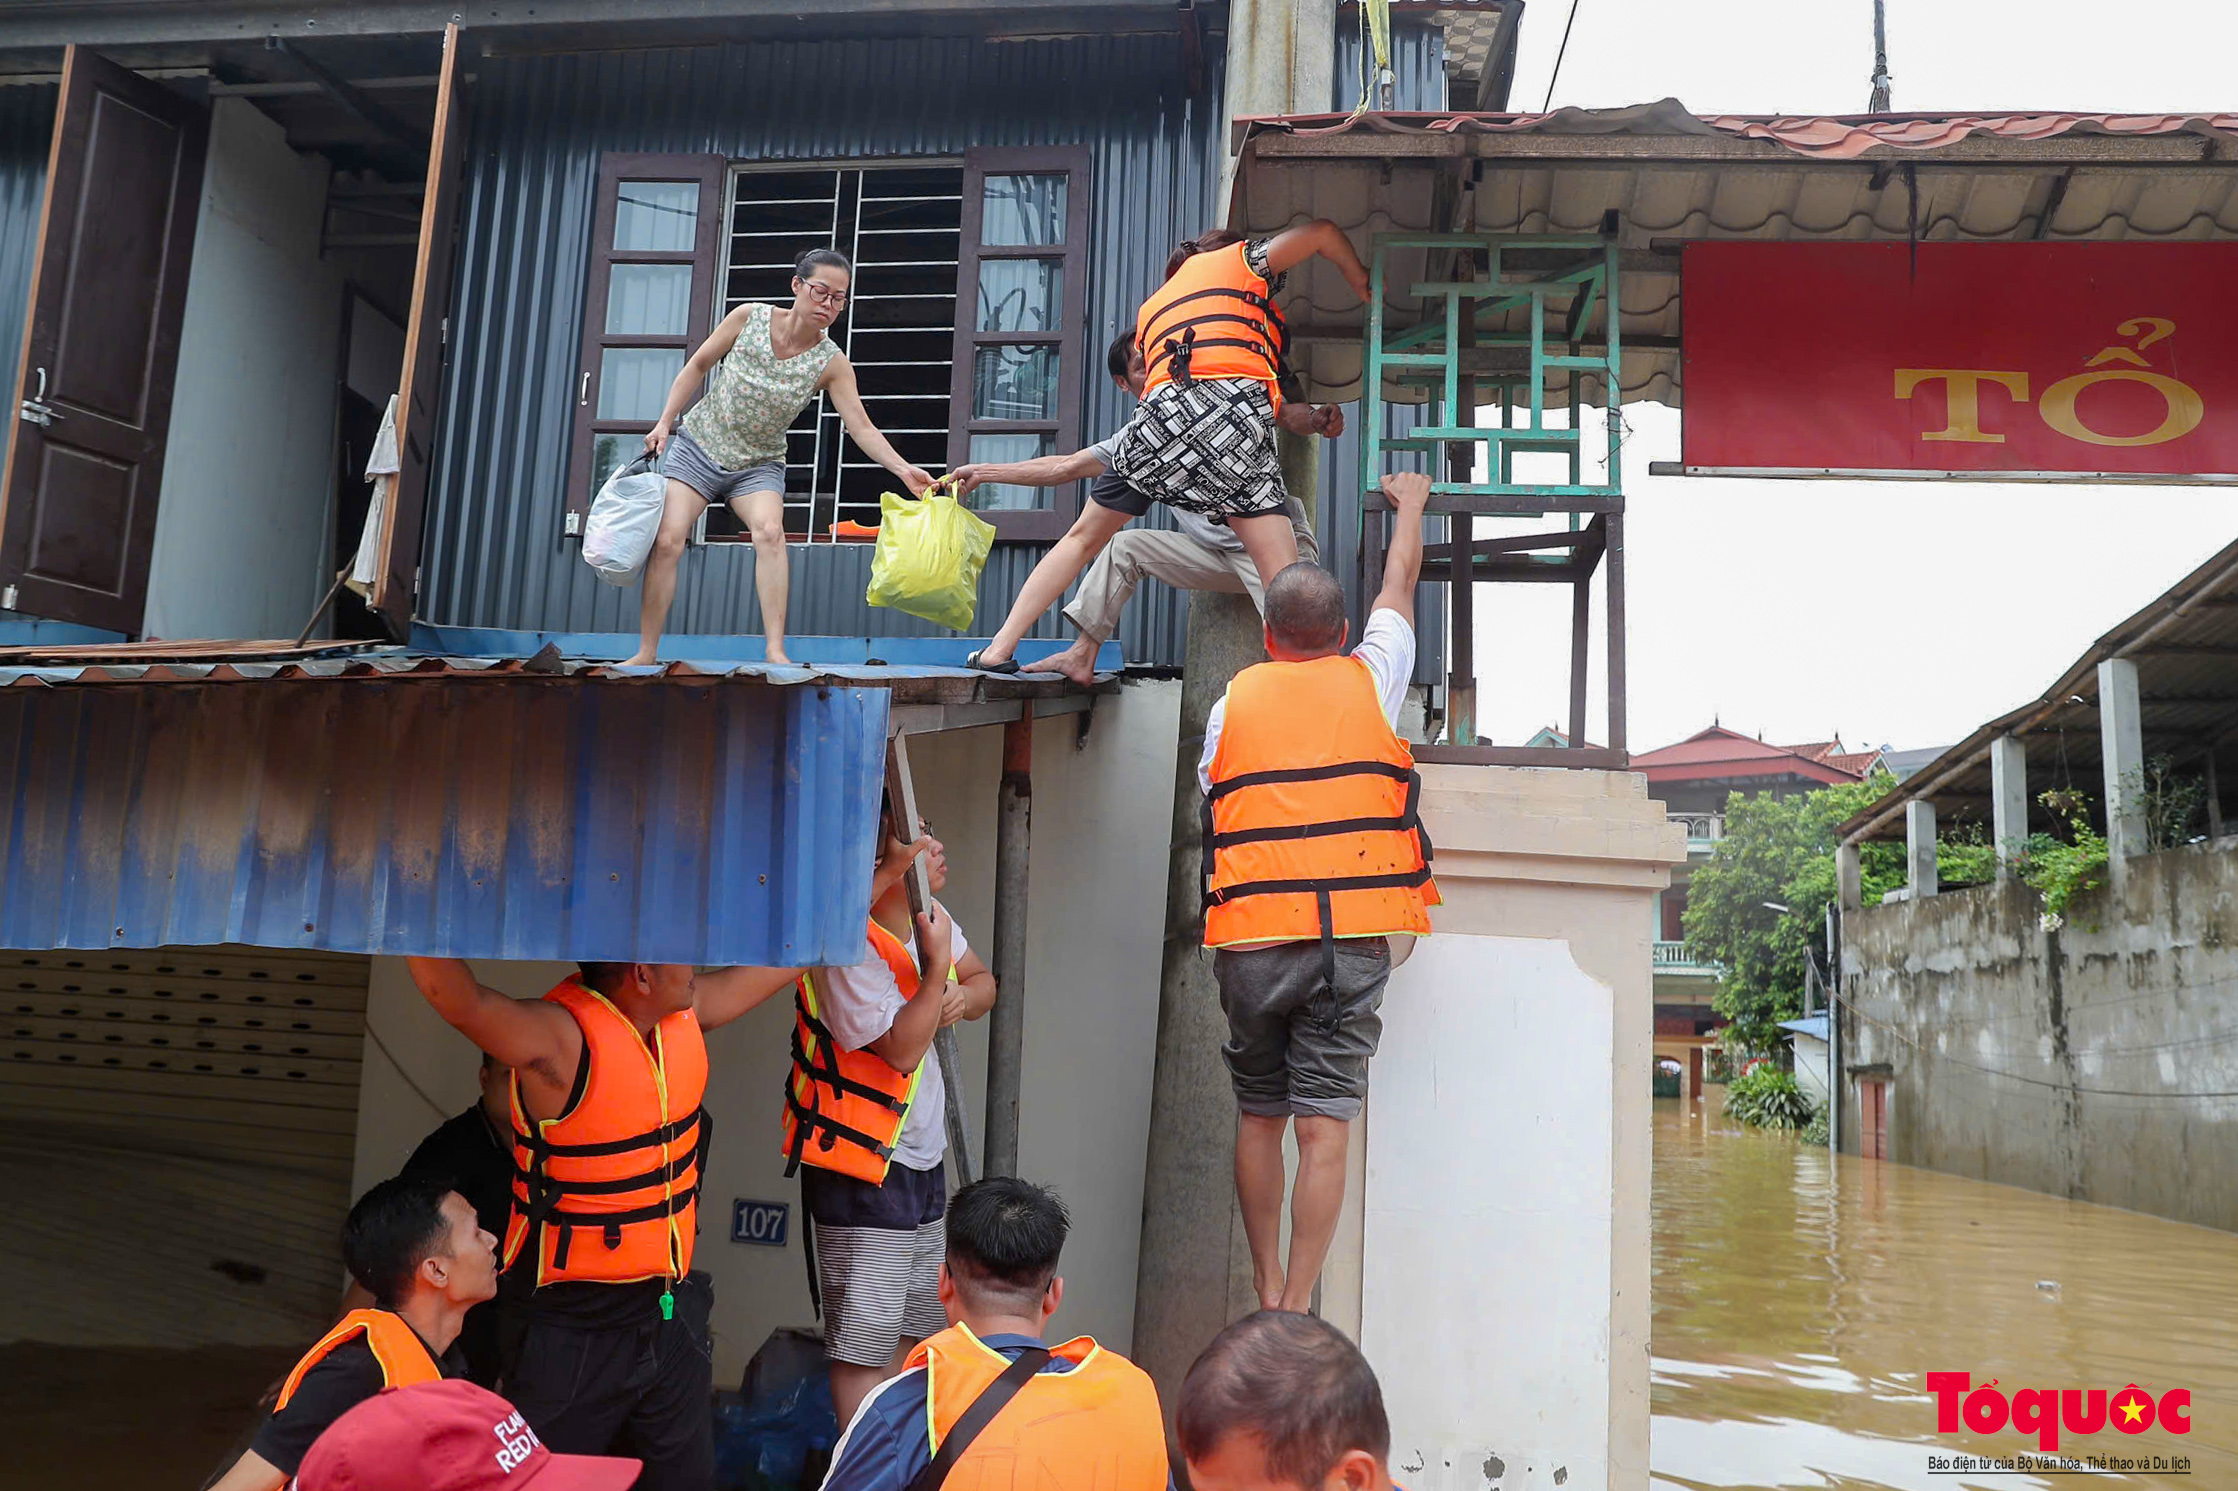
[0,944,369,1346]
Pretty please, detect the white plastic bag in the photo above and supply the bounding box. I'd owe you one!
[582,451,668,587]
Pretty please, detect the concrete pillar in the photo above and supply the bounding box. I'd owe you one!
[1130,590,1268,1416]
[1133,0,1327,1390]
[1906,799,1938,900]
[984,715,1031,1177]
[1990,735,2028,882]
[2099,657,2146,892]
[1318,766,1686,1491]
[1218,0,1338,204]
[1836,841,1862,914]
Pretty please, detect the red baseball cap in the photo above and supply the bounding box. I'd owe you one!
[296,1380,640,1491]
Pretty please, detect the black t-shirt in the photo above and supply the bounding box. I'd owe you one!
[250,1332,466,1475]
[400,1104,513,1240]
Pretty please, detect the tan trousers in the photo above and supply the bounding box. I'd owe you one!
[1062,505,1320,644]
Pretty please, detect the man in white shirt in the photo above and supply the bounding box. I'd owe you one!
[1196,471,1435,1314]
[800,820,997,1426]
[951,333,1343,685]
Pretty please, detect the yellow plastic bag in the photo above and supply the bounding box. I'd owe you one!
[864,481,997,632]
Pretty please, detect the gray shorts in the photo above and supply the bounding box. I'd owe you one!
[1214,937,1393,1120]
[663,428,785,504]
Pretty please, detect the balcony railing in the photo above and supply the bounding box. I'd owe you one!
[1670,813,1724,844]
[1654,940,1718,971]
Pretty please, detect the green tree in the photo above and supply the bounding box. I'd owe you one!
[1681,773,1906,1052]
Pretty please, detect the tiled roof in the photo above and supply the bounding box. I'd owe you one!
[1230,101,2238,407]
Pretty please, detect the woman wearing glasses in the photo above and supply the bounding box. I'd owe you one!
[632,247,934,667]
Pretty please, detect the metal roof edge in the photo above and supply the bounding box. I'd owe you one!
[1836,533,2238,845]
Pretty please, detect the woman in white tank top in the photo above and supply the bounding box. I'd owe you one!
[633,248,933,667]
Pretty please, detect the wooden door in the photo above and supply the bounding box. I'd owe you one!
[1859,1079,1888,1160]
[565,154,727,524]
[370,22,466,638]
[0,48,205,633]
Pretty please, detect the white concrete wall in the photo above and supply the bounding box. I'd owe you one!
[1326,765,1686,1491]
[144,96,341,641]
[352,679,1180,1383]
[1367,936,1614,1491]
[1792,1033,1830,1109]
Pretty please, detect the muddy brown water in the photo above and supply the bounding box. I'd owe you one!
[1653,1098,2234,1490]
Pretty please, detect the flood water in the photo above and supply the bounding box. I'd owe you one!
[1652,1100,2234,1490]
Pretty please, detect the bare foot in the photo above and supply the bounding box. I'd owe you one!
[764,651,795,667]
[619,649,659,667]
[1254,1267,1284,1313]
[1040,639,1096,686]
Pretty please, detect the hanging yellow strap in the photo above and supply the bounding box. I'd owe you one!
[1348,0,1394,120]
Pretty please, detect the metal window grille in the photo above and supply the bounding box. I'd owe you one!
[705,162,963,542]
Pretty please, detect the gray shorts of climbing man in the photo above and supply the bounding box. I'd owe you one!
[1213,937,1393,1121]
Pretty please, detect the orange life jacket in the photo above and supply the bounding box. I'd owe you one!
[275,1308,442,1409]
[783,918,930,1185]
[1138,241,1289,411]
[906,1324,1169,1491]
[1204,653,1438,953]
[505,978,708,1287]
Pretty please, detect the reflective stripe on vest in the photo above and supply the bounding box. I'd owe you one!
[782,918,930,1186]
[504,979,709,1287]
[1138,242,1288,410]
[275,1308,441,1409]
[1203,653,1439,953]
[905,1324,1169,1491]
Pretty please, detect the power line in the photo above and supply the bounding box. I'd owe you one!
[1827,983,2238,1100]
[365,1020,451,1119]
[1540,0,1583,113]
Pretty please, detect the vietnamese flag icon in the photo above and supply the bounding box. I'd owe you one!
[2110,1385,2156,1434]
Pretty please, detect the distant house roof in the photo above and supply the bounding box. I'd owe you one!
[1778,1015,1830,1043]
[1878,746,1950,783]
[1522,725,1604,750]
[1630,725,1873,788]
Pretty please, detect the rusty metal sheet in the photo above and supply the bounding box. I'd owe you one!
[0,676,888,965]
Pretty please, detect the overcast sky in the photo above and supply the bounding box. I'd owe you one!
[1457,1,2238,757]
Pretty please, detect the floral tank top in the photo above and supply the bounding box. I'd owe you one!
[681,302,840,469]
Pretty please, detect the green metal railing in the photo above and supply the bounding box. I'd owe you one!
[1361,232,1624,510]
[1355,231,1629,760]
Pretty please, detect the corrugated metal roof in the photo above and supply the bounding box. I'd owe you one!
[0,627,1116,692]
[416,32,1448,683]
[0,83,52,484]
[0,666,890,965]
[1838,536,2238,844]
[1229,101,2238,406]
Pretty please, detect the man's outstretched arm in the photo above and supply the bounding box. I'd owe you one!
[405,958,577,1089]
[951,448,1106,496]
[694,965,807,1031]
[1370,472,1433,628]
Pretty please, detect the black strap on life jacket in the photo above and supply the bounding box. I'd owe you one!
[513,1106,708,1271]
[781,1085,902,1179]
[1200,759,1437,960]
[1146,285,1282,388]
[906,1348,1055,1491]
[792,1005,913,1111]
[782,990,912,1179]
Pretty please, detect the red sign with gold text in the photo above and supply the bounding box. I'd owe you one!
[1680,242,2238,479]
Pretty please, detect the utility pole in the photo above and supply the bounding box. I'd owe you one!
[1827,900,1843,1157]
[1869,0,1893,113]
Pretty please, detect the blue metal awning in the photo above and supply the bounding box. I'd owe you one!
[0,671,889,967]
